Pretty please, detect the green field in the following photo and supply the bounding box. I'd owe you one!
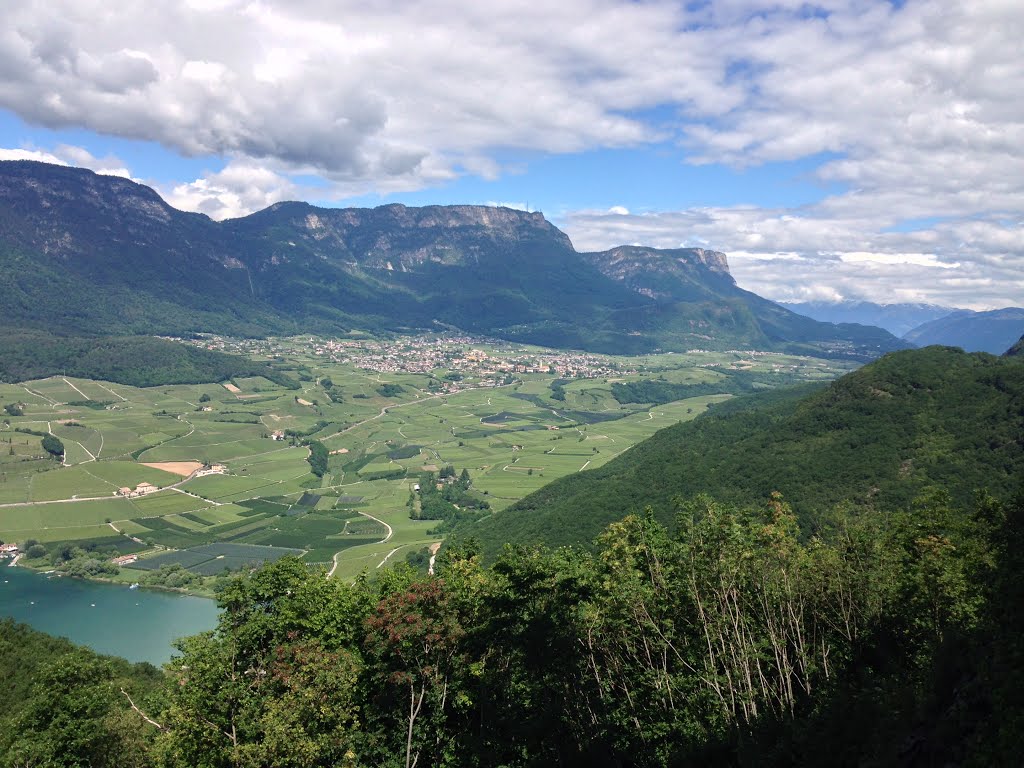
[0,337,857,583]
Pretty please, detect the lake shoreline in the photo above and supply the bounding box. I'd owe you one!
[0,565,220,664]
[9,560,217,600]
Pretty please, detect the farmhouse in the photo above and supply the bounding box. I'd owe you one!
[193,464,228,478]
[1,543,18,557]
[271,430,285,440]
[111,553,139,566]
[117,482,161,498]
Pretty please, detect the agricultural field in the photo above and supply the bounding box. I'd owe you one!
[0,335,858,585]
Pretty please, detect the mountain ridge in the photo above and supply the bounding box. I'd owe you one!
[781,299,957,337]
[0,160,906,359]
[903,306,1024,353]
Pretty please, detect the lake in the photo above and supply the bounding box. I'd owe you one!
[0,566,219,665]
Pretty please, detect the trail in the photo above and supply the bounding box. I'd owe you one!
[23,386,57,406]
[578,460,591,471]
[62,378,90,400]
[376,547,401,568]
[95,382,128,402]
[327,510,394,578]
[171,487,222,505]
[427,541,441,576]
[327,551,342,578]
[0,464,208,508]
[358,511,393,542]
[49,420,96,465]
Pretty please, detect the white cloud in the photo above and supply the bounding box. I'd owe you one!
[0,148,65,164]
[162,162,298,220]
[557,204,1024,310]
[0,1,1021,306]
[0,143,135,179]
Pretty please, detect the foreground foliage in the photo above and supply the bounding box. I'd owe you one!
[6,486,1023,767]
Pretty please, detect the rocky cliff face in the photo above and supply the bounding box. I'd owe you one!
[235,201,572,272]
[582,245,734,301]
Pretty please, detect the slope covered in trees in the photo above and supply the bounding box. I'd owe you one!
[0,620,165,767]
[464,346,1024,556]
[5,487,1024,767]
[0,331,299,388]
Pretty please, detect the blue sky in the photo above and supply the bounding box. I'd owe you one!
[0,0,1021,310]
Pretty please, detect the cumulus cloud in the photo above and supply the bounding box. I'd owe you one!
[0,143,134,178]
[162,162,299,220]
[0,1,1021,305]
[558,205,1024,310]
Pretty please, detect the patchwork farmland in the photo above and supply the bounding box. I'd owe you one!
[0,334,856,585]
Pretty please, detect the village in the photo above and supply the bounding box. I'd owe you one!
[176,332,640,381]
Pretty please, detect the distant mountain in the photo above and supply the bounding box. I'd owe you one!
[902,307,1024,353]
[1006,334,1024,357]
[460,345,1024,557]
[0,161,907,358]
[780,300,956,337]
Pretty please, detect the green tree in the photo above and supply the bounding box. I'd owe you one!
[42,434,64,458]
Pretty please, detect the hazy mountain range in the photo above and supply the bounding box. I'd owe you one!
[780,300,956,337]
[784,300,1024,354]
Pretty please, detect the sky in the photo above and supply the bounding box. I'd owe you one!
[0,0,1021,310]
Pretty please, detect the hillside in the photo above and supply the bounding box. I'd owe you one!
[903,306,1024,353]
[463,345,1024,556]
[781,299,955,336]
[0,161,906,359]
[0,331,299,388]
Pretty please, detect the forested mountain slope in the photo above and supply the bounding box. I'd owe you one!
[0,161,906,358]
[465,345,1024,556]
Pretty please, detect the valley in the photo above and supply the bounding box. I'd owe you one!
[0,333,855,587]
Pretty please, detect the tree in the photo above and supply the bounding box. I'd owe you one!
[42,434,64,458]
[306,440,328,477]
[198,393,211,403]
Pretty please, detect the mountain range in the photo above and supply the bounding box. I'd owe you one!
[780,299,956,337]
[902,307,1024,354]
[0,161,904,360]
[783,300,1024,354]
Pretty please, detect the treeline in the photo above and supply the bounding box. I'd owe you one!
[7,489,1024,766]
[0,330,299,389]
[609,367,804,405]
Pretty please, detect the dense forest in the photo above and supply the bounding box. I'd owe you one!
[3,485,1024,766]
[466,346,1024,557]
[0,330,299,388]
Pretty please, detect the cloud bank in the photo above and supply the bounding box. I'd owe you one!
[0,1,1021,307]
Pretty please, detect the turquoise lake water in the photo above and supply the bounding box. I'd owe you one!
[0,566,219,664]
